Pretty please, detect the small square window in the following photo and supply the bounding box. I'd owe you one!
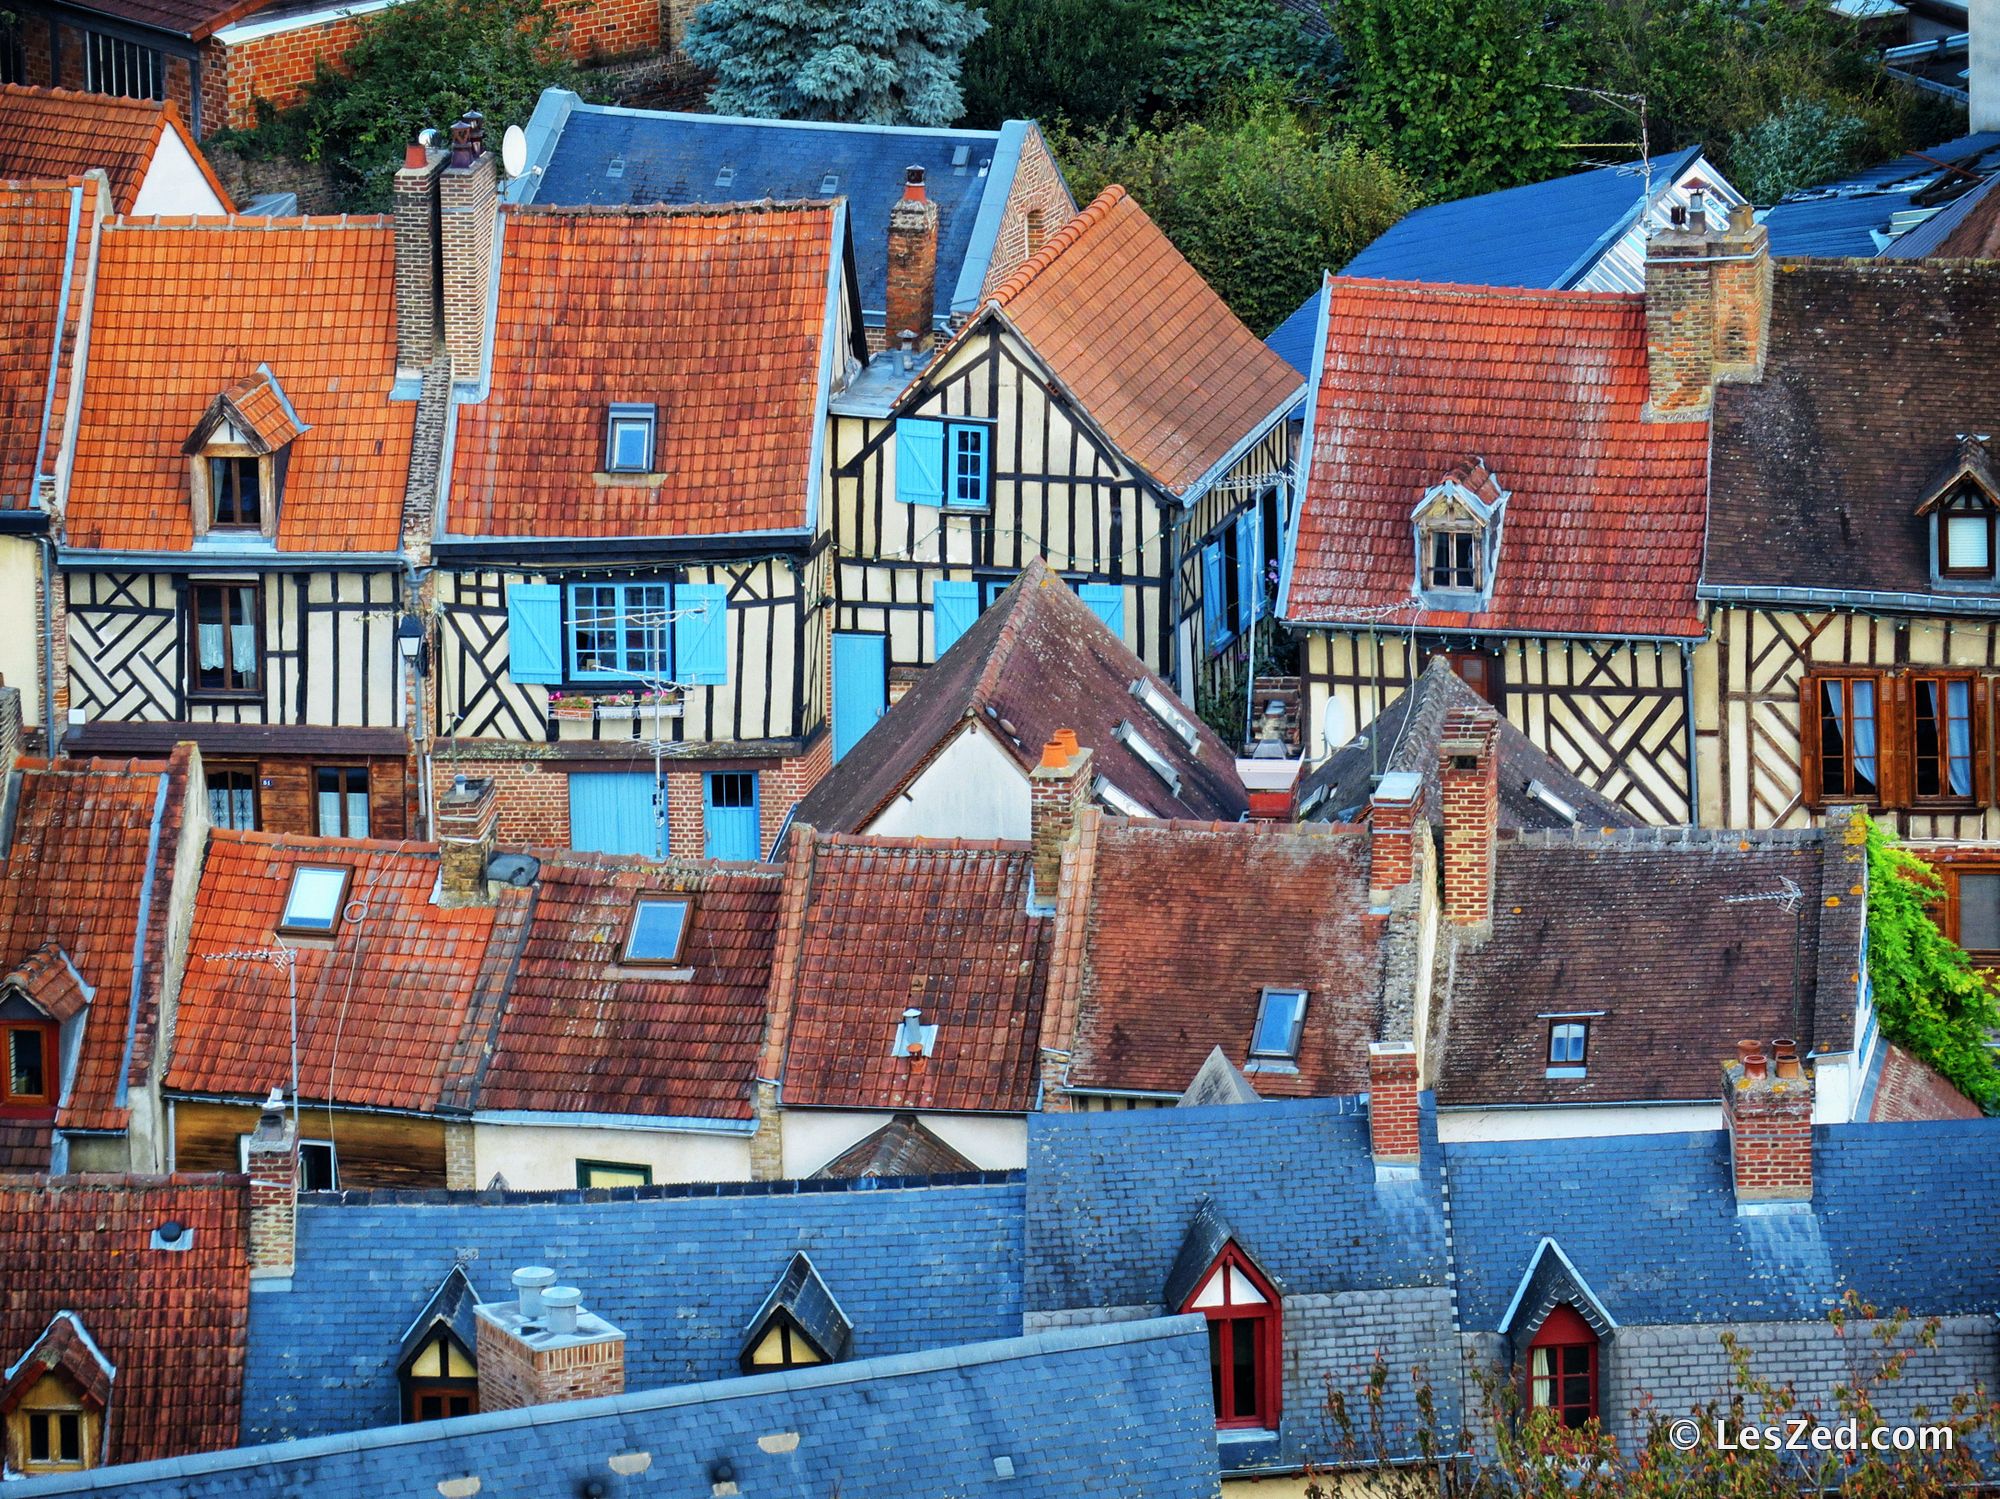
[577,1158,653,1189]
[624,896,692,965]
[605,404,657,474]
[279,865,352,936]
[1547,1021,1588,1073]
[1250,988,1307,1060]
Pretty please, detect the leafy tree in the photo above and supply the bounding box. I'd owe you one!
[684,0,987,126]
[959,0,1159,129]
[1145,0,1343,116]
[215,0,578,211]
[1729,97,1868,204]
[1858,813,2000,1112]
[1054,89,1418,334]
[1332,0,1581,198]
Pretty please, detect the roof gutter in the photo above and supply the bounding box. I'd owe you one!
[27,182,83,516]
[57,547,404,571]
[472,1109,757,1135]
[1698,581,2000,616]
[1284,618,1707,645]
[113,768,171,1111]
[432,530,818,566]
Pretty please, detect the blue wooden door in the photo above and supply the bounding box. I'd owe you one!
[704,772,761,860]
[568,771,658,857]
[832,633,888,763]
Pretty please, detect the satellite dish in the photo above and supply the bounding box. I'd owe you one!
[501,124,529,179]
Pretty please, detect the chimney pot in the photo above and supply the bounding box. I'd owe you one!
[903,164,927,201]
[542,1286,582,1337]
[1771,1037,1801,1079]
[512,1265,556,1322]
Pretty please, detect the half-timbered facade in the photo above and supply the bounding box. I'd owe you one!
[56,212,430,838]
[420,125,863,859]
[1698,257,2000,837]
[827,185,1303,728]
[1278,267,1711,824]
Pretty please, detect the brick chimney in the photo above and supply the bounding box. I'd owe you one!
[1975,0,1999,132]
[436,775,498,908]
[1030,729,1092,908]
[1368,769,1423,900]
[1438,711,1498,928]
[1643,198,1772,422]
[1368,1042,1420,1172]
[245,1088,298,1285]
[1722,1041,1813,1209]
[475,1267,627,1410]
[393,138,447,374]
[885,165,939,352]
[438,113,499,381]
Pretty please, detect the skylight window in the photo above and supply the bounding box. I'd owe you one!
[1129,679,1199,751]
[624,896,692,966]
[1526,779,1578,825]
[950,144,970,174]
[818,172,839,195]
[1547,1021,1589,1077]
[605,155,626,179]
[1093,775,1147,818]
[605,404,657,474]
[1114,720,1182,795]
[1249,988,1307,1061]
[715,165,736,188]
[278,865,352,937]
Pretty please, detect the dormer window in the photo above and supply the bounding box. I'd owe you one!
[1939,489,1995,579]
[2,1017,57,1109]
[1176,1236,1281,1433]
[1412,459,1508,609]
[1917,436,2000,587]
[605,403,657,474]
[209,455,262,530]
[623,896,691,965]
[1546,1020,1589,1077]
[1427,528,1479,591]
[1249,988,1307,1063]
[402,1329,477,1422]
[183,367,304,543]
[740,1253,852,1374]
[2,1315,112,1475]
[1527,1304,1599,1428]
[279,865,352,937]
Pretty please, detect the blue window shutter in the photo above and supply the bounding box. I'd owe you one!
[1201,542,1226,642]
[1077,583,1126,639]
[506,583,563,684]
[931,579,980,657]
[674,584,729,686]
[896,418,946,507]
[1236,511,1258,634]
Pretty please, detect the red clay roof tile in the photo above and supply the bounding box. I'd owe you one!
[0,177,100,511]
[0,85,228,213]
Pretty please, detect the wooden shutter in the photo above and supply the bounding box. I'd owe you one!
[1798,671,1822,808]
[1880,671,1907,808]
[1077,583,1126,639]
[505,583,563,684]
[895,418,946,507]
[931,579,980,656]
[1979,675,1995,807]
[1201,542,1226,643]
[673,584,729,686]
[1235,510,1260,634]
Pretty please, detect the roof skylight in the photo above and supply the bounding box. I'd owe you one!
[624,896,692,966]
[1094,775,1147,818]
[1114,719,1182,795]
[1129,679,1199,751]
[715,165,736,188]
[1249,988,1307,1061]
[279,866,352,936]
[818,172,839,195]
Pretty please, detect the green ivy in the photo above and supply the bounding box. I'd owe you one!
[1859,812,2000,1112]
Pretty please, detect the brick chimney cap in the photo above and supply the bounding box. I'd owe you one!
[1371,771,1423,806]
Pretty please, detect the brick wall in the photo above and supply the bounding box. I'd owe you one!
[212,16,362,130]
[977,125,1080,303]
[473,1316,626,1410]
[1438,711,1497,928]
[1721,1057,1813,1203]
[1368,783,1419,894]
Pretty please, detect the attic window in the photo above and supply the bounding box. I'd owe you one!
[951,144,971,174]
[605,155,626,179]
[818,172,839,195]
[1130,680,1200,752]
[1114,720,1182,795]
[1094,775,1147,818]
[400,1328,478,1423]
[1427,529,1479,591]
[624,897,692,965]
[1547,1021,1588,1077]
[605,404,657,474]
[278,865,352,937]
[1939,487,1996,580]
[1412,462,1508,608]
[209,456,262,530]
[715,165,736,188]
[1249,988,1307,1061]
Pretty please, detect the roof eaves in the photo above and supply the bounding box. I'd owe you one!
[1176,378,1305,505]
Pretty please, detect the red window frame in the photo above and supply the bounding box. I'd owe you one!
[1526,1303,1599,1429]
[0,1019,59,1115]
[1179,1242,1283,1432]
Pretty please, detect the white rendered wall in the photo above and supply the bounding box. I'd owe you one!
[0,539,41,727]
[1437,1103,1723,1143]
[472,1121,752,1189]
[863,723,1029,841]
[779,1109,1027,1177]
[131,129,229,215]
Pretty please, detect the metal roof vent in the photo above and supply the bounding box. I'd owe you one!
[893,1007,937,1059]
[150,1219,193,1252]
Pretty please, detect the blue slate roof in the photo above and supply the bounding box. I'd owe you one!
[520,90,1042,325]
[1340,146,1704,288]
[18,1319,1220,1499]
[1447,1120,2000,1331]
[1762,131,2000,258]
[1264,285,1323,378]
[244,1177,1024,1444]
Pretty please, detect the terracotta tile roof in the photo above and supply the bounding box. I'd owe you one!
[1434,827,1863,1107]
[1052,816,1381,1098]
[777,830,1051,1113]
[1,1309,114,1413]
[1868,1043,1983,1122]
[185,366,306,454]
[794,557,1247,833]
[1284,276,1708,637]
[0,86,228,213]
[0,1174,249,1463]
[0,176,101,511]
[1704,262,2000,599]
[468,853,783,1120]
[811,1113,979,1178]
[966,186,1302,497]
[0,752,190,1134]
[167,832,504,1114]
[57,0,269,41]
[3,943,93,1023]
[447,203,840,540]
[64,216,413,553]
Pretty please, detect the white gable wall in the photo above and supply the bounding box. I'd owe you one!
[131,127,229,216]
[862,721,1030,841]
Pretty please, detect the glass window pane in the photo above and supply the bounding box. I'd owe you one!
[1251,990,1305,1057]
[282,866,348,931]
[1959,873,2000,953]
[58,1413,80,1463]
[626,898,690,962]
[573,585,617,672]
[29,1413,48,1463]
[1948,512,1990,571]
[10,1028,45,1099]
[1230,1319,1259,1418]
[1207,1320,1224,1412]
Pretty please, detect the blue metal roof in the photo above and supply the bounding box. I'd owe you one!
[1762,131,2000,258]
[1340,147,1703,288]
[523,91,1032,324]
[1446,1120,2000,1331]
[20,1319,1219,1499]
[1264,285,1323,379]
[243,1177,1024,1443]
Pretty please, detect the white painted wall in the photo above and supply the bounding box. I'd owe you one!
[1438,1103,1723,1143]
[0,539,40,728]
[862,722,1029,841]
[471,1120,752,1190]
[131,128,229,216]
[779,1109,1027,1177]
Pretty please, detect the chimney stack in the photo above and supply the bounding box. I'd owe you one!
[1643,198,1771,421]
[1722,1044,1814,1210]
[393,136,447,374]
[1368,770,1423,900]
[1974,0,1999,132]
[475,1267,626,1411]
[1438,710,1498,929]
[1368,1042,1420,1175]
[438,113,499,382]
[436,775,498,908]
[885,165,939,352]
[245,1087,298,1285]
[1029,730,1092,908]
